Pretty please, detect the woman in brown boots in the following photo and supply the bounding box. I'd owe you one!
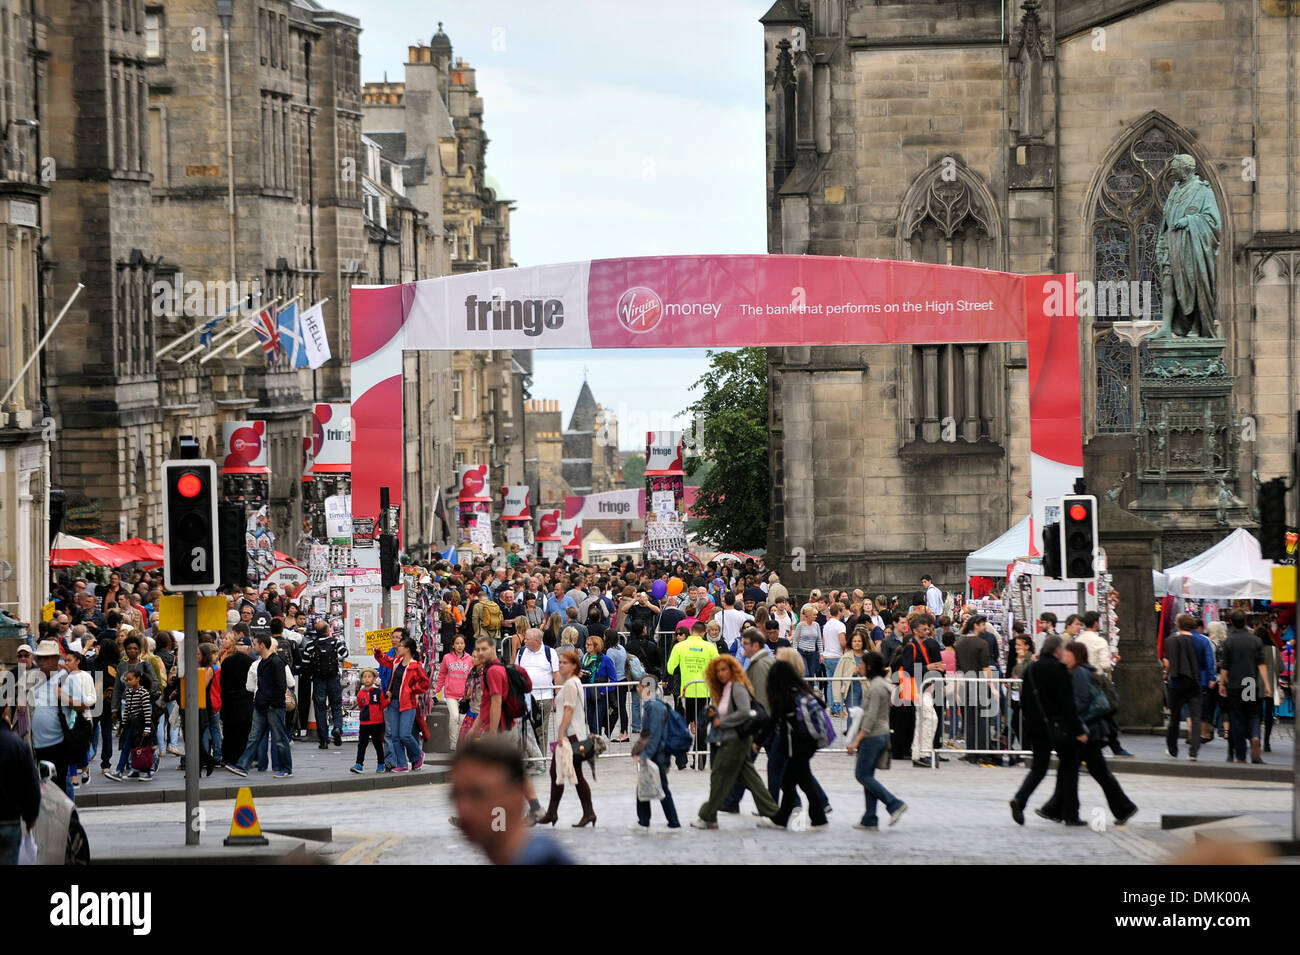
[536,649,597,827]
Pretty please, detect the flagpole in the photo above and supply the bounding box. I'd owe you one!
[197,324,257,364]
[156,291,261,358]
[0,283,83,408]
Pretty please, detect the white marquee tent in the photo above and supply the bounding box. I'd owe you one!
[1152,527,1275,599]
[965,516,1031,579]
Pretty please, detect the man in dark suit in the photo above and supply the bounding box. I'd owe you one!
[1009,634,1087,825]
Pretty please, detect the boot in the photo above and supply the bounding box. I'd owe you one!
[572,788,596,827]
[536,786,561,826]
[1250,738,1263,763]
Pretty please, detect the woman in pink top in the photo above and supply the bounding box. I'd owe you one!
[433,634,474,750]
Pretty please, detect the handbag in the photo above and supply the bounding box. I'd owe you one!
[876,744,891,771]
[285,688,297,712]
[129,742,157,771]
[59,699,93,761]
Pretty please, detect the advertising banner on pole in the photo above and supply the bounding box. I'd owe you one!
[501,485,531,520]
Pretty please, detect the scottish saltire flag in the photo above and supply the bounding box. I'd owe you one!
[249,305,279,363]
[439,545,457,562]
[277,302,310,368]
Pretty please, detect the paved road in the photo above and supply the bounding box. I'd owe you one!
[79,748,1293,865]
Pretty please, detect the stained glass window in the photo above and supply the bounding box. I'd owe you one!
[1091,122,1185,432]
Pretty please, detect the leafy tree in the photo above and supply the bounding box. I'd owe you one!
[681,348,768,550]
[621,453,645,489]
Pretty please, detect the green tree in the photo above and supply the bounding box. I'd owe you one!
[681,348,768,550]
[621,453,645,489]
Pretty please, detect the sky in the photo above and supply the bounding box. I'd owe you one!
[329,0,772,447]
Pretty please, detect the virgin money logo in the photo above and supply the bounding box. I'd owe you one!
[616,287,663,334]
[461,467,486,497]
[538,512,559,537]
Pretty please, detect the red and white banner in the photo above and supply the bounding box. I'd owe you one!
[501,485,531,520]
[645,431,683,474]
[222,420,268,473]
[457,464,490,502]
[560,517,582,551]
[310,403,351,472]
[536,508,561,541]
[562,487,700,522]
[350,256,1082,543]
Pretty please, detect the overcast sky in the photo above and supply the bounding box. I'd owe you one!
[330,0,770,447]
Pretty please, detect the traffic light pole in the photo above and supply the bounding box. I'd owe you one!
[380,485,392,630]
[183,590,200,846]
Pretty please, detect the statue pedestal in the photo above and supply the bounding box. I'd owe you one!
[1129,337,1252,563]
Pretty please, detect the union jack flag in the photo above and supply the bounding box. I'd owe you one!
[249,305,279,364]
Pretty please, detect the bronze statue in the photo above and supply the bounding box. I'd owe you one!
[1153,154,1220,339]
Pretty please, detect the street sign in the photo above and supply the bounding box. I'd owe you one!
[162,459,220,591]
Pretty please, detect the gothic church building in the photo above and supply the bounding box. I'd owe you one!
[763,0,1299,589]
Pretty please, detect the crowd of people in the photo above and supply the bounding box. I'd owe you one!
[1,553,1293,864]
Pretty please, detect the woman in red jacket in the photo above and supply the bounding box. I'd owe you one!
[383,633,430,773]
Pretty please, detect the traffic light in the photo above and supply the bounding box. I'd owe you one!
[1258,477,1288,561]
[379,533,400,588]
[162,459,219,591]
[1060,494,1098,581]
[1041,521,1062,578]
[218,502,248,588]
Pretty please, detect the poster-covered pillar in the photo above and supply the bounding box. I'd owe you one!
[501,485,533,558]
[644,431,688,562]
[536,508,562,563]
[307,402,352,543]
[457,464,492,559]
[560,516,583,562]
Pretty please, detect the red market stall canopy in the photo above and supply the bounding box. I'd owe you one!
[50,533,133,568]
[116,537,165,564]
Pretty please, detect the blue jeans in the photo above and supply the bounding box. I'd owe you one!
[628,691,642,734]
[202,711,223,762]
[635,760,680,827]
[116,725,141,774]
[236,706,292,772]
[384,704,421,767]
[800,650,821,681]
[854,733,902,826]
[0,821,20,865]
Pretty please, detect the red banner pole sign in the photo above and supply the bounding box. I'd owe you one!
[349,255,1083,567]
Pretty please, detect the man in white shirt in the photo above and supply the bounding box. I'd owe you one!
[771,595,795,642]
[515,628,559,765]
[717,592,754,654]
[922,575,944,618]
[821,603,847,671]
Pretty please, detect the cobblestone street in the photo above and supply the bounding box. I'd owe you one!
[79,750,1294,865]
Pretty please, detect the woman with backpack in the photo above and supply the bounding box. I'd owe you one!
[690,655,780,829]
[759,660,830,830]
[631,674,682,831]
[844,651,908,829]
[536,649,596,827]
[1040,641,1136,824]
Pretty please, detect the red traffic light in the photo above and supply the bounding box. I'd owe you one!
[1068,503,1088,522]
[176,473,203,498]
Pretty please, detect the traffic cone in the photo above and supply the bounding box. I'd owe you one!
[224,786,269,846]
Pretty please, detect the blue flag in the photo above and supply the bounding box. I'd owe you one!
[276,302,310,368]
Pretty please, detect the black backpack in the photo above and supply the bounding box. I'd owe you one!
[312,637,340,679]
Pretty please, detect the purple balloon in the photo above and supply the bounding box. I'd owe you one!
[651,579,668,600]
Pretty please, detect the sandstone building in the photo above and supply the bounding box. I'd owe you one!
[362,26,528,516]
[0,0,50,626]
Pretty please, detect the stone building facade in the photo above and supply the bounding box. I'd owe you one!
[360,133,454,552]
[362,26,528,521]
[44,0,368,552]
[0,0,50,626]
[762,0,1300,592]
[523,398,569,514]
